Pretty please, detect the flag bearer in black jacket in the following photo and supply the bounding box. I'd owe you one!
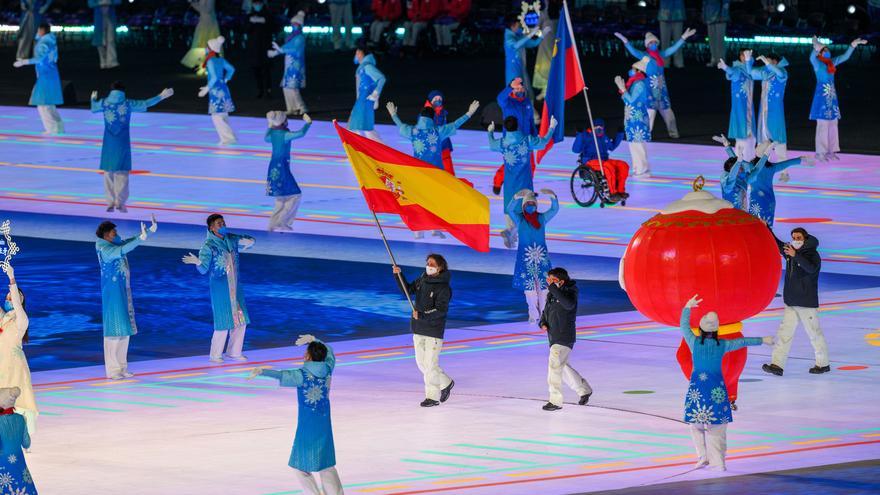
[392,254,455,407]
[539,267,593,411]
[762,226,830,376]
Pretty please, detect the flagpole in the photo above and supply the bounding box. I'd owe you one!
[558,0,605,178]
[371,211,416,312]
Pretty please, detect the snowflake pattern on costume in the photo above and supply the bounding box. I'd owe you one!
[698,372,708,381]
[7,454,16,464]
[412,139,426,155]
[686,388,702,404]
[686,403,719,424]
[0,473,12,488]
[518,242,551,291]
[710,386,727,404]
[208,85,236,114]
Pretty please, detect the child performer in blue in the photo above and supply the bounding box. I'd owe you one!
[716,49,755,160]
[12,22,64,135]
[348,44,386,143]
[268,11,308,116]
[199,36,237,145]
[507,188,559,324]
[264,111,311,232]
[809,36,867,161]
[746,142,814,227]
[425,90,458,174]
[680,295,771,471]
[712,133,751,211]
[249,334,342,495]
[0,387,37,494]
[614,58,651,177]
[613,27,697,138]
[489,116,556,249]
[751,53,789,160]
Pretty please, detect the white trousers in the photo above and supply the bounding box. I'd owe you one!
[629,142,649,176]
[370,20,390,43]
[283,88,308,114]
[37,105,64,134]
[815,119,840,157]
[296,466,344,495]
[648,108,679,138]
[689,423,727,469]
[97,12,118,68]
[524,288,549,324]
[211,113,237,145]
[269,194,302,230]
[355,130,383,144]
[413,334,452,401]
[403,22,427,47]
[707,22,727,64]
[548,344,592,406]
[434,22,459,46]
[735,135,756,160]
[210,324,247,360]
[104,336,130,378]
[502,215,519,245]
[104,171,130,208]
[771,305,829,368]
[659,21,684,68]
[329,3,353,50]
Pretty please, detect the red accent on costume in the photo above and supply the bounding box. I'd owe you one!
[523,210,541,229]
[647,48,665,68]
[817,53,837,74]
[0,407,15,416]
[625,71,646,90]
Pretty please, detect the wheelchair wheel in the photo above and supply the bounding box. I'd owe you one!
[570,165,599,207]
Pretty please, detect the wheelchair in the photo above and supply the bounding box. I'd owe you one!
[569,160,626,208]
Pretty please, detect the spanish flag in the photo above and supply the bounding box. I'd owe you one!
[334,121,490,252]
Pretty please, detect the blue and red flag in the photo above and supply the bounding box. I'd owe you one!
[536,0,585,163]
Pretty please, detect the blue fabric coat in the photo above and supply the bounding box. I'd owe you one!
[809,46,854,121]
[91,90,163,172]
[723,59,755,139]
[206,56,236,114]
[719,146,752,211]
[622,78,651,143]
[746,156,801,227]
[497,86,537,137]
[197,231,254,331]
[624,39,685,110]
[506,195,559,291]
[279,30,306,89]
[572,126,624,162]
[0,414,36,494]
[658,0,685,21]
[489,129,553,213]
[96,235,143,337]
[751,59,789,144]
[26,33,63,106]
[702,0,730,23]
[89,0,120,47]
[504,28,542,84]
[348,54,386,131]
[261,340,337,472]
[680,307,762,424]
[265,123,311,196]
[391,114,469,169]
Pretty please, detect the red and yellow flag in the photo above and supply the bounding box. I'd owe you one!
[334,121,490,252]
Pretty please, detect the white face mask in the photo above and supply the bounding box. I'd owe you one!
[791,240,804,249]
[425,266,438,276]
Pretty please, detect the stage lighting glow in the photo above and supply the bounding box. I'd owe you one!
[637,0,647,7]
[847,4,856,14]
[776,2,786,12]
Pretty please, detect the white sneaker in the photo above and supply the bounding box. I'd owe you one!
[414,231,424,239]
[209,357,224,363]
[108,374,125,380]
[694,458,709,469]
[106,206,115,212]
[117,205,128,213]
[500,230,513,249]
[829,152,840,160]
[121,371,135,378]
[225,354,248,362]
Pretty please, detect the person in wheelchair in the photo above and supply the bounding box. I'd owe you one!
[572,119,629,202]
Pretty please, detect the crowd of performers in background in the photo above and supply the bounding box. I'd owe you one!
[3,3,859,495]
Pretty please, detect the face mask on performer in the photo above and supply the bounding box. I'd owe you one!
[524,204,537,214]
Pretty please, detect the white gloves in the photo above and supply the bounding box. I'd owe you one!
[756,55,769,65]
[302,113,312,124]
[91,90,99,101]
[681,27,697,40]
[12,60,26,68]
[2,263,14,281]
[198,86,209,98]
[762,336,774,345]
[267,49,279,58]
[743,49,753,60]
[712,134,731,147]
[368,90,380,109]
[548,116,558,129]
[513,189,531,200]
[717,59,728,70]
[851,38,867,48]
[614,76,626,93]
[268,41,282,58]
[539,188,556,198]
[239,237,255,249]
[466,100,480,117]
[613,32,628,44]
[487,121,495,133]
[778,171,790,183]
[812,36,823,52]
[801,155,816,167]
[182,252,201,266]
[149,214,158,233]
[246,367,264,379]
[138,222,148,241]
[160,88,174,100]
[385,101,397,116]
[685,294,702,309]
[295,334,316,346]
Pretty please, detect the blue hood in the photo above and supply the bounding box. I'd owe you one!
[303,360,332,378]
[106,89,126,103]
[415,116,435,129]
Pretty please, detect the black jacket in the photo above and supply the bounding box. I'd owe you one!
[245,10,276,64]
[773,232,821,308]
[395,270,452,339]
[539,280,578,349]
